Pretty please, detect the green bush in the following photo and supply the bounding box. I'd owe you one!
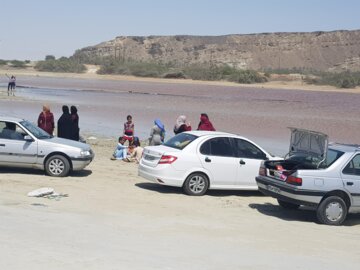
[10,60,26,68]
[97,60,170,78]
[0,59,7,65]
[228,69,267,84]
[45,55,56,61]
[304,71,360,88]
[35,57,86,73]
[97,60,267,84]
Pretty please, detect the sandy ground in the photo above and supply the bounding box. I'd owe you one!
[1,68,360,269]
[1,139,360,270]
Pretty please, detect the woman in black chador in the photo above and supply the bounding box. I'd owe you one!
[57,105,72,139]
[70,105,80,141]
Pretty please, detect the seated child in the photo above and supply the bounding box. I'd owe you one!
[111,137,128,160]
[124,137,143,163]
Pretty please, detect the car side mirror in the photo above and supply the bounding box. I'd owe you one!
[24,135,34,142]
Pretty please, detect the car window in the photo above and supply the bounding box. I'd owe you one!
[0,121,25,140]
[319,149,344,168]
[200,137,234,157]
[20,120,51,139]
[343,154,360,176]
[233,138,266,159]
[164,133,198,150]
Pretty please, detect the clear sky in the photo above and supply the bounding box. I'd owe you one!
[1,0,359,60]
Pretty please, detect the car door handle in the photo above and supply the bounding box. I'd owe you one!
[0,144,5,147]
[239,159,246,165]
[205,157,211,163]
[346,182,354,186]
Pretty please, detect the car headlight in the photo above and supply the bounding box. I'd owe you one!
[80,150,91,156]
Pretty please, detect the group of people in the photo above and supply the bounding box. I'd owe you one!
[110,113,216,162]
[37,104,80,141]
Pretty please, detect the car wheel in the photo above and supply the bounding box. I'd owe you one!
[45,155,70,177]
[277,199,300,210]
[316,196,348,225]
[183,173,209,196]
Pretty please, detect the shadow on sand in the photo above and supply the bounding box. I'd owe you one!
[0,167,92,178]
[249,203,360,226]
[136,182,264,197]
[135,183,360,226]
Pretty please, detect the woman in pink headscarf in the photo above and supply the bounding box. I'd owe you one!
[37,104,55,135]
[173,115,191,134]
[197,113,216,131]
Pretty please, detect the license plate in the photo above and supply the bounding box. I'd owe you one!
[144,155,156,161]
[267,185,281,194]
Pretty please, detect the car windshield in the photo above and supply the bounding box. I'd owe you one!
[164,133,198,150]
[20,120,52,139]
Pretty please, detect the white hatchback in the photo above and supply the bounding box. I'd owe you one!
[138,131,280,195]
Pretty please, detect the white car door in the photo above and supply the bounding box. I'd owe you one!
[341,154,360,207]
[198,137,238,187]
[0,122,38,165]
[232,138,268,188]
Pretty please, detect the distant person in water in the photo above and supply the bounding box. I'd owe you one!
[37,104,55,135]
[123,115,134,145]
[70,105,80,141]
[57,105,72,139]
[173,115,191,134]
[197,113,216,131]
[6,74,16,96]
[149,119,165,146]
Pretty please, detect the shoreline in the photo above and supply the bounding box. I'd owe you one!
[1,66,360,94]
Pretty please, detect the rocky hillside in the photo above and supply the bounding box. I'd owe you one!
[75,30,360,72]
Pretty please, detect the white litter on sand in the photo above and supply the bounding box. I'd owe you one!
[27,187,54,197]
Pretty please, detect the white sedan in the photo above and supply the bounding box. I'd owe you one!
[138,131,280,195]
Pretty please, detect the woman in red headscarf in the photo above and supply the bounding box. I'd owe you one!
[197,113,216,131]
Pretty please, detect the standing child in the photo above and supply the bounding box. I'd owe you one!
[123,115,134,145]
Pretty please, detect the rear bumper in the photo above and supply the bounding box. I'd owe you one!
[256,176,324,207]
[138,163,184,187]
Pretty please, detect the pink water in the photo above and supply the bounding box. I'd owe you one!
[1,76,360,156]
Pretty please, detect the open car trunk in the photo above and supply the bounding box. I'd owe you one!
[264,128,328,179]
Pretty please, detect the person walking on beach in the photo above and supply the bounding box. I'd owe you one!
[149,119,165,146]
[6,74,16,96]
[57,105,72,139]
[37,104,55,135]
[123,115,134,145]
[197,113,216,131]
[173,115,191,134]
[70,105,80,141]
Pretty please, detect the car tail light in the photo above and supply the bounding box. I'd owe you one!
[158,155,177,164]
[259,166,267,176]
[286,175,302,186]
